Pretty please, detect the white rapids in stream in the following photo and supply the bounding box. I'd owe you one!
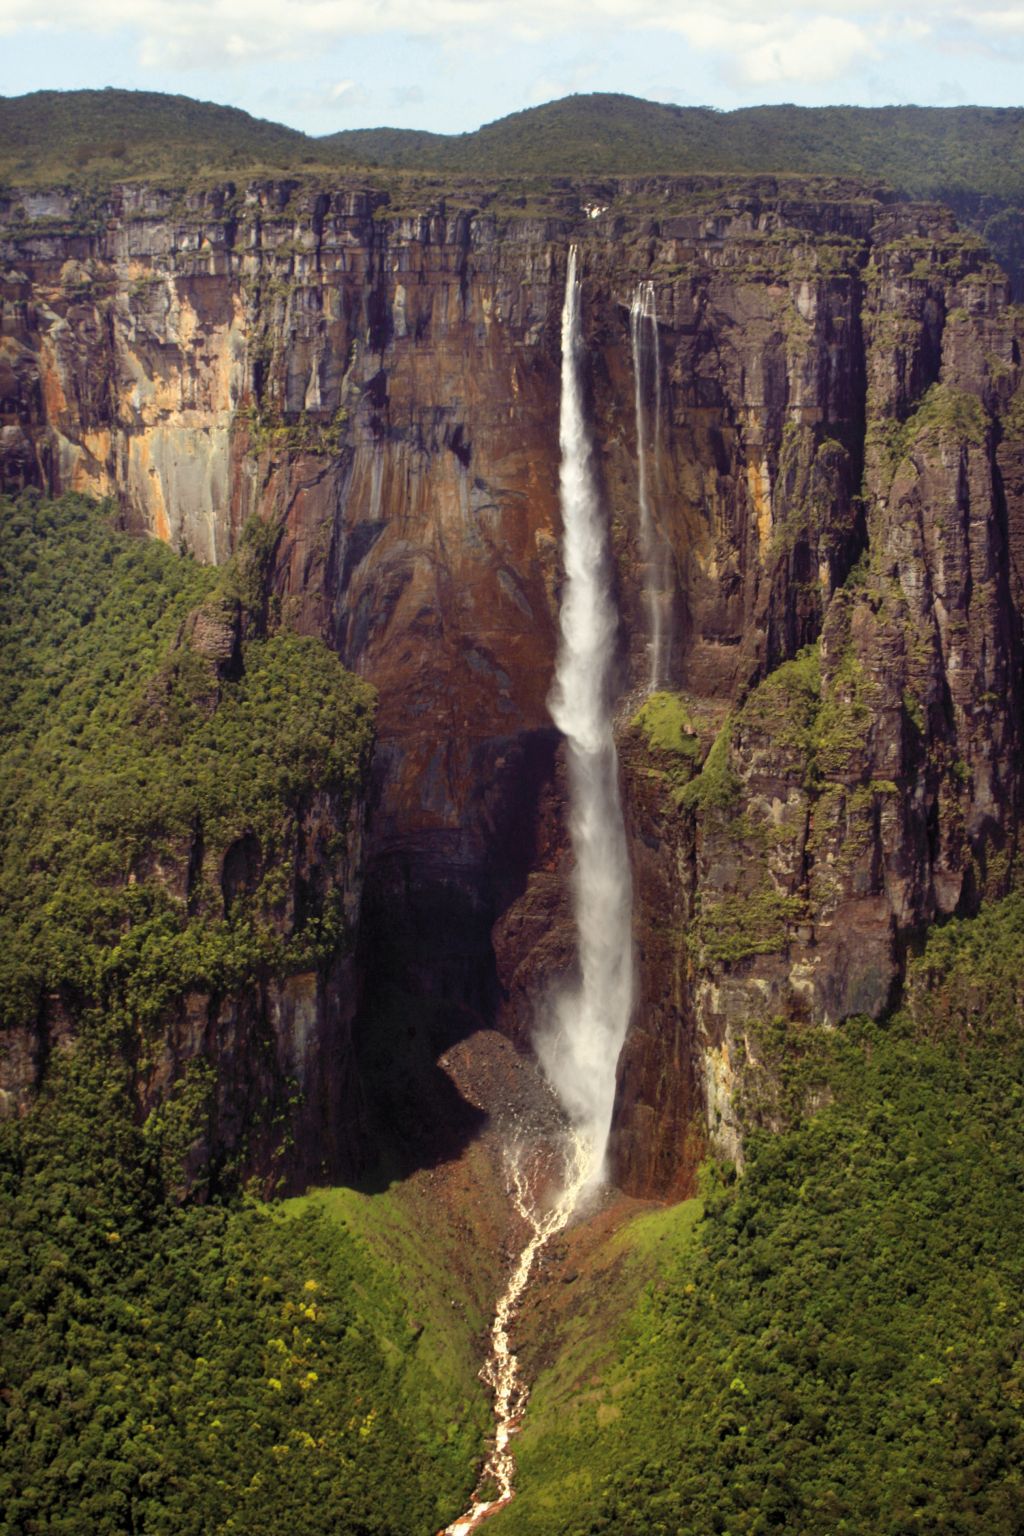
[442,1135,590,1536]
[444,245,635,1534]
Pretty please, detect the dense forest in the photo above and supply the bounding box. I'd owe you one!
[6,88,1024,206]
[0,493,482,1535]
[2,496,1022,1534]
[504,894,1024,1535]
[0,492,373,1049]
[0,1034,483,1535]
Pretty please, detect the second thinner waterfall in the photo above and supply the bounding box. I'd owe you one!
[630,280,670,692]
[443,246,634,1536]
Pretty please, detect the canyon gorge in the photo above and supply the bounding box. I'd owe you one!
[2,170,1020,1188]
[2,157,1024,1532]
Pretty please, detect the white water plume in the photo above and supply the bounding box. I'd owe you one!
[629,280,671,692]
[539,244,634,1190]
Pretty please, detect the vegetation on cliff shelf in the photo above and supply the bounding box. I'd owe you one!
[631,692,704,759]
[0,492,375,1032]
[647,640,890,965]
[237,401,352,460]
[695,885,808,966]
[735,645,822,757]
[499,893,1024,1536]
[0,492,483,1534]
[868,382,989,491]
[0,1028,481,1534]
[679,720,742,812]
[629,692,705,801]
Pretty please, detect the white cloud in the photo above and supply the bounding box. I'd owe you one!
[969,6,1024,31]
[738,17,875,85]
[5,0,1024,80]
[650,8,875,86]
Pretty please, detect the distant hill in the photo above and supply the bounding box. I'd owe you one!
[5,90,1024,281]
[316,126,452,169]
[321,94,1024,205]
[0,88,325,183]
[4,87,1024,205]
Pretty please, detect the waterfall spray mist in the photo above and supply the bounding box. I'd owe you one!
[443,248,637,1536]
[540,245,635,1189]
[629,281,670,692]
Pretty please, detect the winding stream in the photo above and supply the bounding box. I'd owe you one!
[442,1134,590,1536]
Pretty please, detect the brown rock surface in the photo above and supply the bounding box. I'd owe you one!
[3,175,1022,1194]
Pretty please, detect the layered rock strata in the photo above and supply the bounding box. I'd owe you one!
[2,175,1021,1192]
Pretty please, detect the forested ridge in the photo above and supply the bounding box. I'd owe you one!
[7,88,1024,205]
[504,895,1024,1536]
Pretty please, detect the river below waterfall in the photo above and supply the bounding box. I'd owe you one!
[441,1133,590,1536]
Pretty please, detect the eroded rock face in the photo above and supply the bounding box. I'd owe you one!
[2,176,1022,1195]
[655,232,1023,1169]
[141,769,370,1195]
[0,687,370,1202]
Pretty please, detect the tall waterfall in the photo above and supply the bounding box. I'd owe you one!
[629,281,669,691]
[443,248,636,1536]
[540,245,634,1189]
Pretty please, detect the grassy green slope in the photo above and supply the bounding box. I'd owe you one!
[508,1197,706,1530]
[284,1184,491,1488]
[497,892,1024,1536]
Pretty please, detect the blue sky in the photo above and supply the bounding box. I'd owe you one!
[3,1,1024,136]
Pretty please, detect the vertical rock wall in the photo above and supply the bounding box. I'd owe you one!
[2,176,1021,1193]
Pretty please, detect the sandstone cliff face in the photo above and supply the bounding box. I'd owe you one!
[653,216,1023,1164]
[2,175,1021,1194]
